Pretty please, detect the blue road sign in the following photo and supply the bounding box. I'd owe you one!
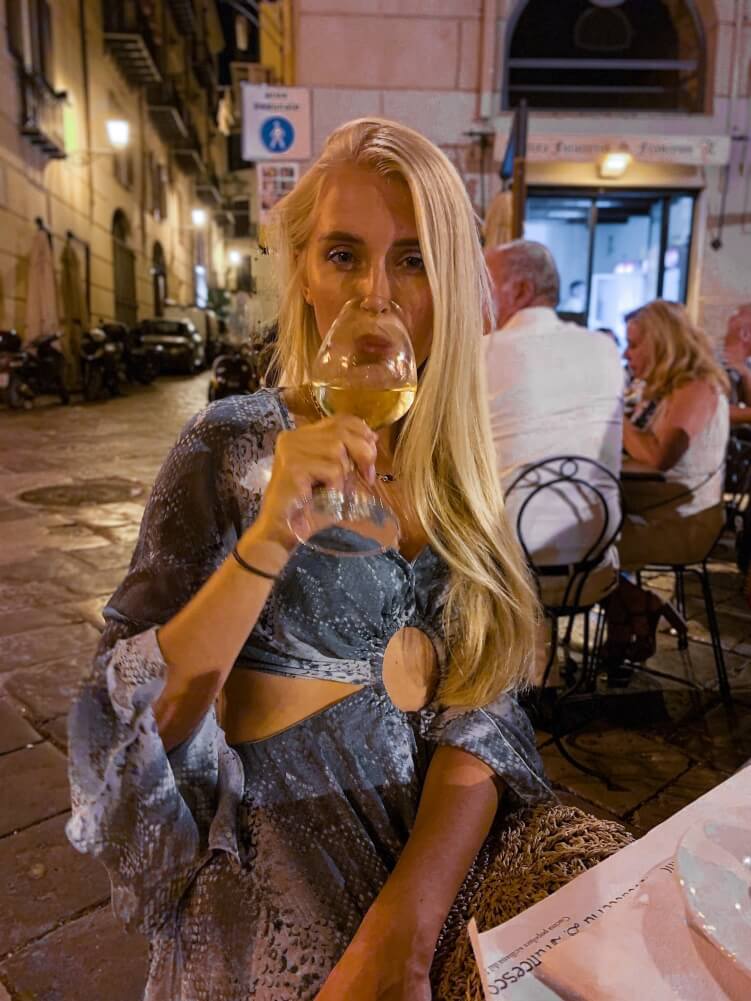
[260,116,295,154]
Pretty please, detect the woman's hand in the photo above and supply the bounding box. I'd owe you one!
[314,934,432,1001]
[250,414,378,551]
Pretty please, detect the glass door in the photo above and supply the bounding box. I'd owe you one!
[524,189,696,351]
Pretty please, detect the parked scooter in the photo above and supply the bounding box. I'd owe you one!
[80,326,121,402]
[0,330,32,409]
[100,321,162,386]
[207,322,278,402]
[0,330,69,408]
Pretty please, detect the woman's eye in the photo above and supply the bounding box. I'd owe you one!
[326,249,355,266]
[400,254,425,271]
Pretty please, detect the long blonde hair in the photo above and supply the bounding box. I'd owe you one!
[632,300,730,400]
[270,118,537,707]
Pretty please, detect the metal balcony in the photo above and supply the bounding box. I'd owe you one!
[167,0,195,36]
[147,80,189,144]
[19,69,67,160]
[196,168,222,207]
[102,6,161,86]
[173,116,205,174]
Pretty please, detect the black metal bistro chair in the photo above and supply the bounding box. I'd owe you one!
[506,456,623,779]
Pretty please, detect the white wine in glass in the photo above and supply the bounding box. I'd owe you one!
[289,297,418,557]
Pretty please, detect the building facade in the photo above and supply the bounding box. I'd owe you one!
[292,0,751,345]
[0,0,229,335]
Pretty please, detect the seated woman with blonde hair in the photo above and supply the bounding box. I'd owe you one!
[66,118,561,1000]
[605,300,729,669]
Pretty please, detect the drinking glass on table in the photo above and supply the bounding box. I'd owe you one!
[288,297,417,557]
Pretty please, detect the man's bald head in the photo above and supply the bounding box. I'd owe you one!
[484,240,560,331]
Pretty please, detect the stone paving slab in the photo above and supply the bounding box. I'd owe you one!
[0,579,82,617]
[0,812,110,955]
[624,763,732,833]
[0,700,41,754]
[4,653,95,721]
[1,905,148,1001]
[0,742,70,837]
[540,727,692,816]
[0,606,81,639]
[0,622,99,675]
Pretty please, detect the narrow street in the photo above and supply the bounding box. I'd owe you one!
[0,375,208,1000]
[1,377,751,1000]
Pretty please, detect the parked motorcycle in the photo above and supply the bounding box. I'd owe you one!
[80,327,121,402]
[100,321,162,386]
[0,330,69,408]
[208,343,257,401]
[207,322,278,402]
[0,330,32,409]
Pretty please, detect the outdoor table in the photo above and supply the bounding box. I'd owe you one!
[469,766,750,999]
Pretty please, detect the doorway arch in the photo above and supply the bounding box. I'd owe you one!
[152,241,167,317]
[503,0,709,112]
[112,210,137,327]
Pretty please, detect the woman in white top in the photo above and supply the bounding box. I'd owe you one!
[621,300,729,566]
[604,300,730,671]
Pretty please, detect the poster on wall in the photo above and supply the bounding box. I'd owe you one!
[257,162,300,224]
[242,85,311,162]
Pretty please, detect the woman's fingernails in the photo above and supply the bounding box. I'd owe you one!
[368,464,376,484]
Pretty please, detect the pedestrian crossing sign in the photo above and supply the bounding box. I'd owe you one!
[242,85,311,162]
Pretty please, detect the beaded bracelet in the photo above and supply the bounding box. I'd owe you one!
[231,546,279,581]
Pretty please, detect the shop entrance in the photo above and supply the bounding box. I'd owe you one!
[524,188,696,348]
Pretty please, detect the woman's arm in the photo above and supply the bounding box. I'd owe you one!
[623,380,718,472]
[315,745,501,1000]
[156,414,377,751]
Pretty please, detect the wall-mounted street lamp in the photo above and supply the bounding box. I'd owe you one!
[66,119,131,164]
[598,151,632,179]
[191,207,208,228]
[228,250,242,265]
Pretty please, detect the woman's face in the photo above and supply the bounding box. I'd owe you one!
[302,164,434,367]
[625,320,652,379]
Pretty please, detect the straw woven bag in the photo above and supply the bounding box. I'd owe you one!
[431,802,634,1000]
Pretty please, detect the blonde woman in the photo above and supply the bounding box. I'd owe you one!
[604,300,729,670]
[66,119,551,1000]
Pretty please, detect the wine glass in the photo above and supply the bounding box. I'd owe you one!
[289,297,418,557]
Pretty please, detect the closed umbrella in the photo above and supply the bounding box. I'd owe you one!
[24,227,59,345]
[60,240,88,388]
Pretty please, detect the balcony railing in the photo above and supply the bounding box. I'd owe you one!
[173,114,205,174]
[196,166,222,207]
[102,5,162,86]
[146,79,189,144]
[19,69,66,160]
[167,0,195,36]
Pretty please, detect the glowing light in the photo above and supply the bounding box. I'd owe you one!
[191,208,208,227]
[228,250,242,266]
[599,151,632,179]
[106,120,130,149]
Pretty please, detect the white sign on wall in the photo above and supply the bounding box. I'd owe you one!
[493,132,732,167]
[257,161,300,224]
[242,85,311,162]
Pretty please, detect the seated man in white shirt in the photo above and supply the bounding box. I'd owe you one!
[484,240,625,638]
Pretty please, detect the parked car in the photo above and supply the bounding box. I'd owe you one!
[99,321,162,386]
[138,318,205,374]
[163,305,220,364]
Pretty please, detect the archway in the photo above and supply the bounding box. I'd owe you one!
[503,0,708,112]
[112,210,137,327]
[152,241,167,317]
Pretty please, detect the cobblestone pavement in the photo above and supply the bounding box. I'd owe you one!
[1,377,750,999]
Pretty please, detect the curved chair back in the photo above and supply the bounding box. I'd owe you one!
[506,455,624,612]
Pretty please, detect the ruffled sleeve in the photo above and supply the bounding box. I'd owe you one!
[412,550,553,806]
[66,396,278,935]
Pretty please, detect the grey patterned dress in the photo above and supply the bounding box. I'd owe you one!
[66,390,551,1001]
